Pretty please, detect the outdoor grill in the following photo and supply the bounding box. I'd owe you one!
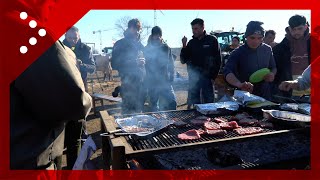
[100,109,310,170]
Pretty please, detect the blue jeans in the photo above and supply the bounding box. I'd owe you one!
[148,83,177,112]
[188,70,214,105]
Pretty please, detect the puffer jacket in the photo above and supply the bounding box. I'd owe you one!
[63,39,95,80]
[111,29,145,78]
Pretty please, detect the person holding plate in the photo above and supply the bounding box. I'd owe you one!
[223,21,277,100]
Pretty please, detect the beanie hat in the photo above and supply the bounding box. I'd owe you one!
[244,21,265,38]
[151,26,162,36]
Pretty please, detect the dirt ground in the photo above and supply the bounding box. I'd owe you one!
[61,61,190,169]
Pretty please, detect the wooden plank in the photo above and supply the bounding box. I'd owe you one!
[100,110,117,133]
[99,110,134,169]
[100,110,117,170]
[92,93,122,102]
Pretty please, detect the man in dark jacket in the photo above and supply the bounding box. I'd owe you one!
[273,15,310,97]
[144,26,177,111]
[180,18,222,107]
[111,18,146,114]
[223,21,277,100]
[62,26,95,169]
[10,41,92,169]
[63,26,96,92]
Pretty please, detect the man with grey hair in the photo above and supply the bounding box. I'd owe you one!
[63,26,96,92]
[62,26,95,169]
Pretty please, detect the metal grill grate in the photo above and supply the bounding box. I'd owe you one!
[116,110,282,152]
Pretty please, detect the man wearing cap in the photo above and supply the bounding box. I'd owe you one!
[144,26,177,111]
[223,21,277,100]
[111,18,146,114]
[273,14,310,97]
[180,18,222,107]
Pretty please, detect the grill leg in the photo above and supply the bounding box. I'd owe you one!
[111,144,126,169]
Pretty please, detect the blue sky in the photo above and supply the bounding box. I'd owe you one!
[60,10,310,51]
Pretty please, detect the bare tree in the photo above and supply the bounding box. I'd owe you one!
[115,16,132,38]
[114,16,152,44]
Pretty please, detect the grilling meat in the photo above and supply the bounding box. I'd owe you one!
[206,129,227,136]
[220,121,241,130]
[196,129,205,135]
[178,129,202,140]
[238,118,258,126]
[213,117,228,123]
[233,127,264,135]
[257,121,274,129]
[204,121,221,130]
[122,126,151,133]
[190,116,210,125]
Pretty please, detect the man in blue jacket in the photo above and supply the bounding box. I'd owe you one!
[223,21,277,100]
[180,18,222,108]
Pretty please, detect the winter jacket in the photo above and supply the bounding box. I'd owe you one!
[180,31,222,79]
[63,39,95,80]
[111,30,145,78]
[144,40,175,83]
[223,42,277,100]
[273,27,310,85]
[224,43,276,82]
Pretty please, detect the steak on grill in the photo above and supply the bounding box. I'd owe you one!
[178,129,202,140]
[206,129,227,136]
[238,118,259,126]
[233,127,264,135]
[204,121,221,130]
[220,121,241,130]
[190,116,210,125]
[213,117,228,123]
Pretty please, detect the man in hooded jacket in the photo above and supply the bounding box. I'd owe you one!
[273,14,311,97]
